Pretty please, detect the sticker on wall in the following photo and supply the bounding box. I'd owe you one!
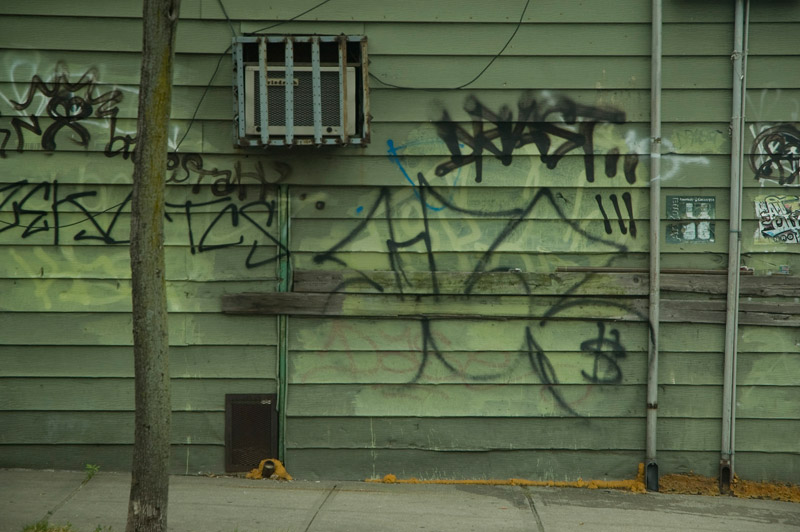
[754,195,800,244]
[666,195,715,244]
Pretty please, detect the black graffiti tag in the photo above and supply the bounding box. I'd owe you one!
[434,93,637,184]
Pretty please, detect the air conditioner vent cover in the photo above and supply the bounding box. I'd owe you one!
[233,35,369,147]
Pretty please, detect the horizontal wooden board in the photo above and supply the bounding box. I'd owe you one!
[3,444,795,482]
[4,413,793,457]
[0,210,281,248]
[291,270,800,298]
[0,16,234,54]
[1,279,276,313]
[291,218,650,254]
[19,21,790,59]
[287,417,798,453]
[0,245,280,281]
[0,345,277,379]
[0,377,276,411]
[285,416,648,451]
[7,0,798,25]
[287,351,800,387]
[287,447,798,483]
[225,292,651,321]
[285,382,797,419]
[0,312,278,346]
[224,292,799,327]
[368,56,744,90]
[733,386,800,419]
[289,317,651,352]
[291,251,649,273]
[292,270,652,295]
[0,150,737,187]
[288,318,798,354]
[286,383,645,418]
[0,411,225,445]
[0,87,736,131]
[290,251,800,278]
[231,1,800,24]
[0,444,224,475]
[735,453,800,484]
[661,384,800,420]
[0,184,276,214]
[285,184,800,222]
[736,419,800,454]
[289,186,654,220]
[0,49,231,86]
[285,447,645,481]
[288,350,645,386]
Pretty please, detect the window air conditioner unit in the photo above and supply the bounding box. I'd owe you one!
[233,35,369,147]
[244,65,356,137]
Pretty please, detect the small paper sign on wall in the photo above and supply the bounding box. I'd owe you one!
[754,195,800,244]
[666,196,715,244]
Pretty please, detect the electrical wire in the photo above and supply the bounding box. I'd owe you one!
[174,0,335,152]
[174,45,230,153]
[217,0,238,37]
[248,0,334,34]
[369,0,530,91]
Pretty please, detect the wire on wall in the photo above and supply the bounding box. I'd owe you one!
[369,0,531,91]
[174,0,335,152]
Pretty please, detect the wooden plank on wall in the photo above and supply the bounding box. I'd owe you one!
[288,351,645,386]
[0,246,278,282]
[291,270,800,297]
[223,290,798,327]
[284,448,643,481]
[1,345,277,379]
[223,292,651,321]
[2,279,277,313]
[286,417,645,451]
[0,377,276,411]
[0,312,278,346]
[0,444,224,475]
[286,383,644,418]
[0,411,225,445]
[283,417,798,453]
[288,317,650,352]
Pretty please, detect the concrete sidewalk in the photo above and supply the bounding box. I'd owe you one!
[1,469,798,532]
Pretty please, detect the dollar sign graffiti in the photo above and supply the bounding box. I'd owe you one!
[580,322,626,384]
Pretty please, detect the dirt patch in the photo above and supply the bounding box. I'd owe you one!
[369,465,800,503]
[659,472,719,496]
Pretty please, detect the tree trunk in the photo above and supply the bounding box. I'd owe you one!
[127,1,180,531]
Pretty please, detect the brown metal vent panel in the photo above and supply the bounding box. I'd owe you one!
[225,394,278,473]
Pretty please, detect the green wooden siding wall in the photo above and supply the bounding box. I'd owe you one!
[0,1,798,483]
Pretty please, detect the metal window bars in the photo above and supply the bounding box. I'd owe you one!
[233,35,369,147]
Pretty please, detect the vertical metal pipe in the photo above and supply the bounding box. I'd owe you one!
[645,0,662,493]
[720,0,748,494]
[277,183,291,463]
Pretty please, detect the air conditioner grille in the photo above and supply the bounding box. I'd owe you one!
[254,70,342,128]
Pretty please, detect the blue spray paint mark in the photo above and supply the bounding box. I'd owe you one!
[387,139,463,212]
[356,206,364,214]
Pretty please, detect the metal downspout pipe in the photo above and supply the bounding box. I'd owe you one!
[645,0,662,492]
[720,0,749,494]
